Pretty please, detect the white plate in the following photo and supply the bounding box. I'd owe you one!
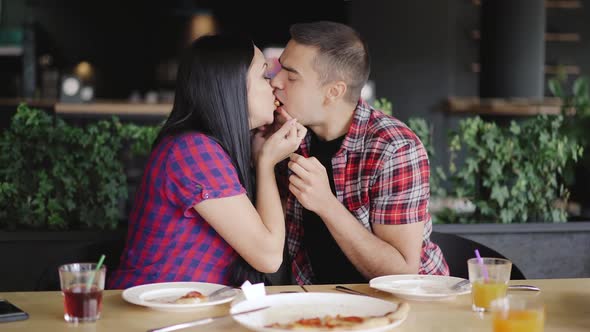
[230,292,407,332]
[122,282,238,311]
[370,275,471,301]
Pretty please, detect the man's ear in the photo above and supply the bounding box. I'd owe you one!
[324,81,347,105]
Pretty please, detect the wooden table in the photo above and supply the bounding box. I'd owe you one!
[1,279,588,331]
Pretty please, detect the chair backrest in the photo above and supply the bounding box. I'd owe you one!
[430,231,526,280]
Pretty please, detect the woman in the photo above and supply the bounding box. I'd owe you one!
[108,35,306,289]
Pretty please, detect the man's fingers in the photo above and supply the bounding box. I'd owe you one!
[288,160,309,178]
[289,174,306,189]
[309,156,324,170]
[289,182,302,198]
[290,153,315,172]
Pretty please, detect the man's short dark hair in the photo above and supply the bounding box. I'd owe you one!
[289,21,370,104]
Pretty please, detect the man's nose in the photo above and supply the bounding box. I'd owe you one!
[270,71,283,90]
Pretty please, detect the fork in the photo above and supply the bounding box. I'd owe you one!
[207,286,236,300]
[450,280,540,292]
[334,285,372,296]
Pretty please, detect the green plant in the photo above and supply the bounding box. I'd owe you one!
[445,115,583,223]
[548,75,590,205]
[407,118,446,197]
[548,75,590,120]
[0,104,159,230]
[373,98,393,116]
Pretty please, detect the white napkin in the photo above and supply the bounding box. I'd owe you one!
[240,280,266,301]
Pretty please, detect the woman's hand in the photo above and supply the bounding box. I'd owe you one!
[257,119,306,167]
[251,108,295,165]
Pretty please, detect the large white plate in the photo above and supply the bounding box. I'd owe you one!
[230,292,407,332]
[370,275,470,301]
[122,282,238,311]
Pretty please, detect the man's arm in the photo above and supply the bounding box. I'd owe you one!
[288,141,429,279]
[318,197,423,278]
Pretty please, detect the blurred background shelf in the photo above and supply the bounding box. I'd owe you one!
[471,63,581,75]
[447,96,568,116]
[471,30,580,42]
[0,45,23,56]
[472,0,582,9]
[55,101,172,116]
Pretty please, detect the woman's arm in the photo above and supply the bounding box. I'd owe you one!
[194,120,306,273]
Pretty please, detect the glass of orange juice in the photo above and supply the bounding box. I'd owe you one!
[491,295,545,332]
[467,257,511,312]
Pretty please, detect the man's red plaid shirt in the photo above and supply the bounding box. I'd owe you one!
[281,100,449,284]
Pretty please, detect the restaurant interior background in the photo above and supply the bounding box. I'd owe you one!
[1,0,589,291]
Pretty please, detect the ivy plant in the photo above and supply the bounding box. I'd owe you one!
[0,104,159,230]
[446,115,582,223]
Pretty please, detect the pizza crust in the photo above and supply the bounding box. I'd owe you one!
[265,302,410,330]
[173,291,207,304]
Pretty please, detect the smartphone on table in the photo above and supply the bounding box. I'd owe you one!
[0,299,29,322]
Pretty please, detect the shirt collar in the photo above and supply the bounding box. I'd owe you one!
[299,99,372,156]
[340,99,371,153]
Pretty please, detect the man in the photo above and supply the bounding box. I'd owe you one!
[270,21,449,285]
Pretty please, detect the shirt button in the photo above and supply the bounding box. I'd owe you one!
[202,191,209,199]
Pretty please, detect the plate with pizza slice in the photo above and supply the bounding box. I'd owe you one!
[122,282,238,311]
[230,293,409,332]
[370,275,471,301]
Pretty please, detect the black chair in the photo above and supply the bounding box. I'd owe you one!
[430,231,526,280]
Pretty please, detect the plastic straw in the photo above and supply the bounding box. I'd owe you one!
[86,254,105,290]
[474,249,489,281]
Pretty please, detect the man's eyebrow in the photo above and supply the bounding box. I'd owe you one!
[278,58,299,75]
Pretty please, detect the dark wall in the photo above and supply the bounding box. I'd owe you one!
[348,1,466,169]
[0,0,346,98]
[348,0,590,169]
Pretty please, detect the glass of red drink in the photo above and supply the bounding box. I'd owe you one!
[58,263,106,322]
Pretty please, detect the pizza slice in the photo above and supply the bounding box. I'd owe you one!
[173,291,207,304]
[265,302,410,330]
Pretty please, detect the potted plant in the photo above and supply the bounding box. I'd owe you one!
[372,97,589,279]
[548,75,590,218]
[0,104,159,291]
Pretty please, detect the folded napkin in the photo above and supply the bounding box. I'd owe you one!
[240,280,266,301]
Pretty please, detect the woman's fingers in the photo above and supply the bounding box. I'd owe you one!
[273,118,297,137]
[295,123,307,140]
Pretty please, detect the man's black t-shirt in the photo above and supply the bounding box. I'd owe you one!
[301,131,366,284]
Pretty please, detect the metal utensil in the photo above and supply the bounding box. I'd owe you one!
[207,286,237,300]
[334,285,371,296]
[450,279,540,292]
[508,285,541,291]
[450,279,471,291]
[147,306,269,332]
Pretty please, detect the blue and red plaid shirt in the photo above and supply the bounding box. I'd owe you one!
[282,100,449,285]
[108,133,245,289]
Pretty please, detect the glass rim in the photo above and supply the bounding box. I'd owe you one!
[467,257,512,265]
[58,262,106,273]
[490,295,544,312]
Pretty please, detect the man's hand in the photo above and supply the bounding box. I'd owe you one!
[287,153,337,215]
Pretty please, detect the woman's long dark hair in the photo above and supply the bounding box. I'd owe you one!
[154,35,269,286]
